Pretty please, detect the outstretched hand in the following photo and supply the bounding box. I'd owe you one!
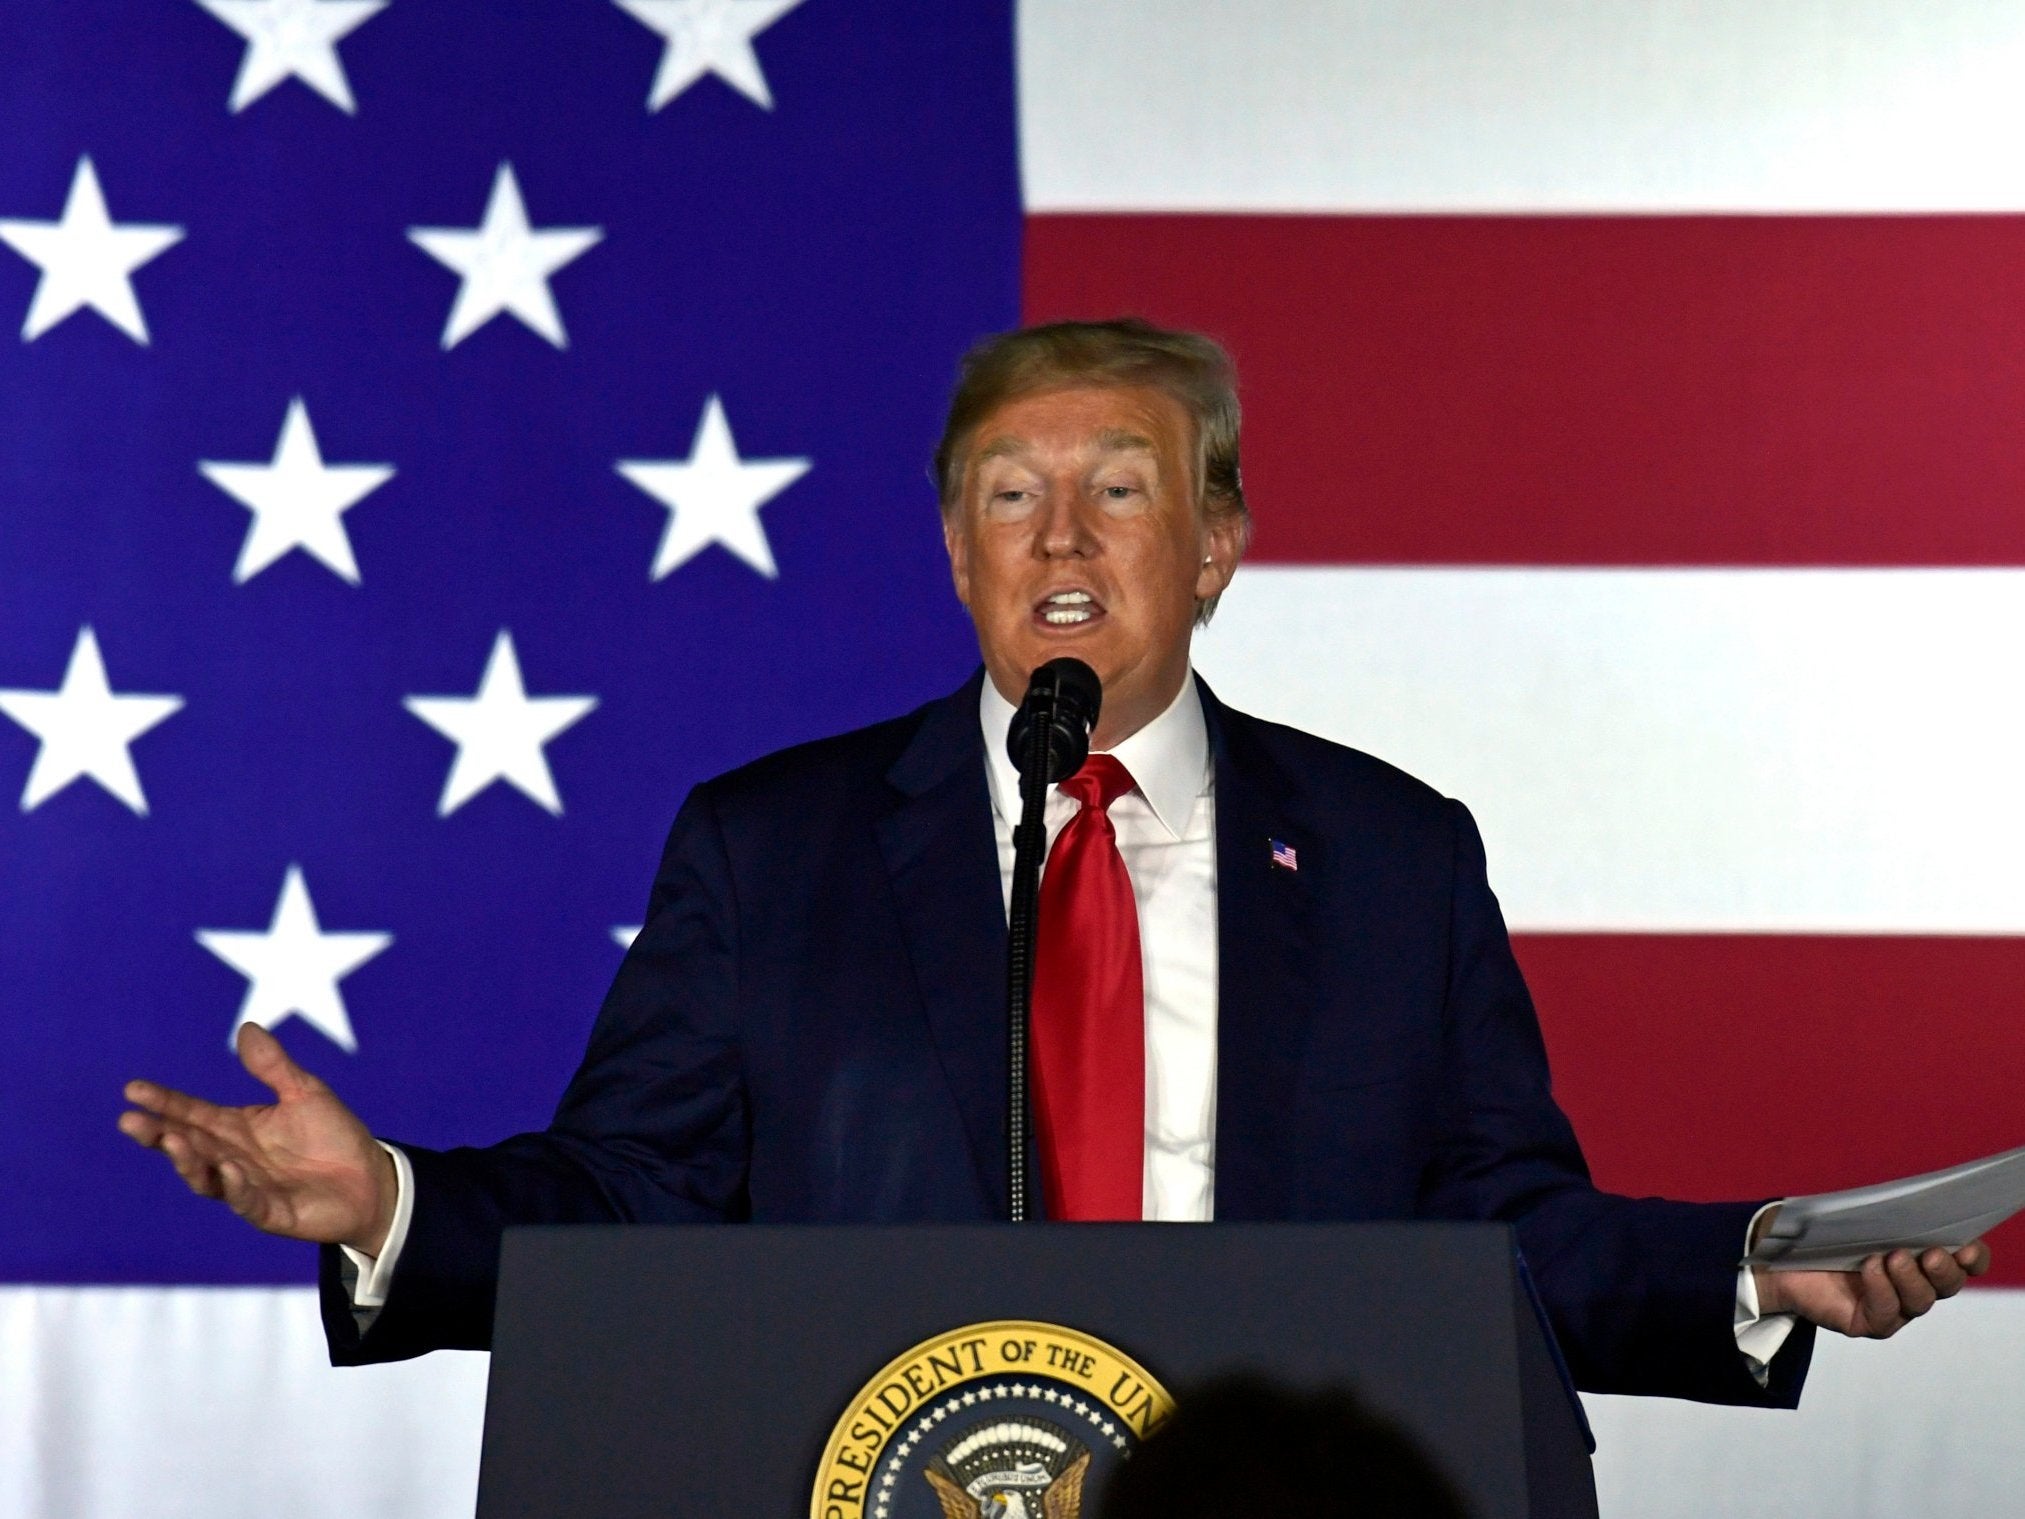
[119,1023,397,1256]
[1754,1234,1992,1340]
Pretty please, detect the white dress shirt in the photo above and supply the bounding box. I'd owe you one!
[346,669,1795,1376]
[981,671,1219,1222]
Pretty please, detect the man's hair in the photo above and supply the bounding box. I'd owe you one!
[932,318,1251,624]
[1099,1376,1474,1519]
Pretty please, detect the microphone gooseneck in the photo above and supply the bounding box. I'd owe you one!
[1004,658,1102,1222]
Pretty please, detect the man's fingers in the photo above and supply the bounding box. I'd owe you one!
[158,1127,218,1182]
[158,1129,225,1200]
[164,1127,287,1217]
[120,1089,320,1239]
[1886,1249,1939,1317]
[1857,1255,1905,1336]
[1960,1240,1993,1277]
[117,1110,165,1147]
[215,1161,274,1228]
[167,1114,239,1165]
[138,1113,258,1190]
[122,1079,231,1131]
[1919,1248,1969,1299]
[237,1023,324,1101]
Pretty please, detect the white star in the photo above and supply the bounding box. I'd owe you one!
[617,396,809,580]
[408,163,601,349]
[199,397,394,584]
[0,157,183,343]
[612,0,808,111]
[197,865,390,1051]
[404,631,595,816]
[0,628,183,815]
[194,0,389,114]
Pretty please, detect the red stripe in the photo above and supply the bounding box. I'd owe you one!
[1025,214,2025,565]
[1518,934,2025,1285]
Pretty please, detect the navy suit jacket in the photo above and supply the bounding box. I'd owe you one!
[321,670,1813,1406]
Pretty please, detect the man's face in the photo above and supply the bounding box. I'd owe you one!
[944,383,1240,749]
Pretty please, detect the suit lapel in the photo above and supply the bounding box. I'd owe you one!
[874,673,1325,1221]
[876,670,1010,1215]
[1203,683,1322,1220]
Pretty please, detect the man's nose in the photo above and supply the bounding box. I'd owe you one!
[1034,489,1098,557]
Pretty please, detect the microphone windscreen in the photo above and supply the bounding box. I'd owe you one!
[1033,657,1100,729]
[1009,658,1103,785]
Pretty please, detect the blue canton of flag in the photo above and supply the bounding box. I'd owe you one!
[0,0,1019,1286]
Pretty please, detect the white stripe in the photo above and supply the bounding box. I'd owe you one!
[0,1287,485,1519]
[1020,0,2025,212]
[1193,567,2025,933]
[1584,1288,2025,1516]
[6,1284,2018,1517]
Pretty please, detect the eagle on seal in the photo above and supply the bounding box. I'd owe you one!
[924,1450,1090,1519]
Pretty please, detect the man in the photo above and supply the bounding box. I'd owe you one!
[120,319,1987,1398]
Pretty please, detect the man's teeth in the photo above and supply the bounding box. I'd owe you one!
[1041,591,1095,625]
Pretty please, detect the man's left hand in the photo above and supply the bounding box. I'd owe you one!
[1754,1241,1992,1338]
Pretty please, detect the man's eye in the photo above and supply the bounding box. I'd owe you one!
[1101,485,1139,501]
[985,488,1037,517]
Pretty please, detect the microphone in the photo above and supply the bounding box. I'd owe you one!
[1007,658,1103,784]
[1004,657,1102,1222]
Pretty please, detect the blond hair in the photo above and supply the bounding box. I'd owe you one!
[933,319,1250,623]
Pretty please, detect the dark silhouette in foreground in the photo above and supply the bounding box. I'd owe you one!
[1101,1376,1472,1519]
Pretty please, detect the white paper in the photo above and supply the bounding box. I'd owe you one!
[1750,1144,2025,1271]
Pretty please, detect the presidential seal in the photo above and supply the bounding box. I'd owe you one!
[812,1320,1174,1519]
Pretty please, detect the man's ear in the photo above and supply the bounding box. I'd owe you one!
[1194,509,1243,602]
[943,509,973,608]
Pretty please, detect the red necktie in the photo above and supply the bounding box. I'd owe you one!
[1031,753,1144,1221]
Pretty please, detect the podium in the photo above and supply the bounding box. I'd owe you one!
[476,1222,1598,1519]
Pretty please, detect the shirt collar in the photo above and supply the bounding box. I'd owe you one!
[980,668,1209,840]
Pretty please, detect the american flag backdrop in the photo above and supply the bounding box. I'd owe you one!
[0,1,1015,1510]
[4,3,2023,1515]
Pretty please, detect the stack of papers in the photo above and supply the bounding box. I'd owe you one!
[1750,1143,2025,1272]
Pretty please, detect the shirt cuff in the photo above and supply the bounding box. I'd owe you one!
[1735,1200,1799,1385]
[337,1141,414,1310]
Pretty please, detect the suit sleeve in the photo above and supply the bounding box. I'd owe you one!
[320,785,751,1364]
[1417,800,1815,1405]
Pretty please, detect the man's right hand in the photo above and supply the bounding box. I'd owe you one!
[119,1022,397,1256]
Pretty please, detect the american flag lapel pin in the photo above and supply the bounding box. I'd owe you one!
[1269,837,1299,872]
